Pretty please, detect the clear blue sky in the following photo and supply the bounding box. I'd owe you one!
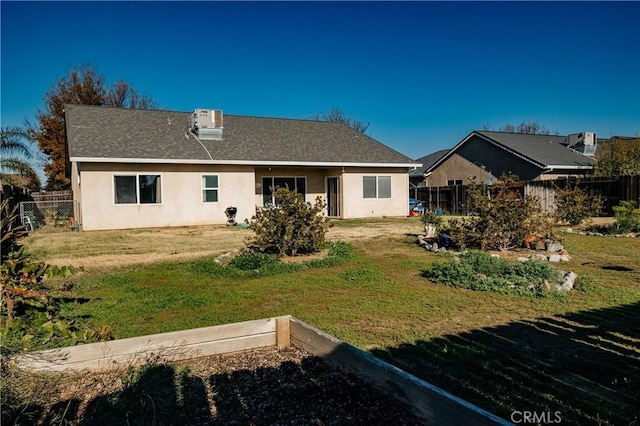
[2,1,639,170]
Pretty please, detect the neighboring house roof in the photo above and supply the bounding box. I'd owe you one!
[427,130,595,173]
[66,105,419,167]
[411,149,449,176]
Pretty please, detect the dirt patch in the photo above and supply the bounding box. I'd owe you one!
[35,347,428,425]
[27,220,422,271]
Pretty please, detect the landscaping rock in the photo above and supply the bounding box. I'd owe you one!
[431,242,439,253]
[530,254,548,261]
[548,254,562,262]
[545,240,564,252]
[517,257,529,262]
[555,271,577,292]
[541,279,551,291]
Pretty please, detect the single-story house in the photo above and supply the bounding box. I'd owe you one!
[414,130,597,188]
[65,105,420,231]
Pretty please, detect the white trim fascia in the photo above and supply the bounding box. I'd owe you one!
[545,165,594,170]
[70,157,420,168]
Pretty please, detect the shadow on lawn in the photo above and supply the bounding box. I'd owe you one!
[371,301,640,425]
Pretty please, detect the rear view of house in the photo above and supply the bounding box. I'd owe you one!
[65,105,419,231]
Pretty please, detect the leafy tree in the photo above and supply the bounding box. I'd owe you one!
[30,64,157,190]
[594,137,640,176]
[1,127,41,190]
[247,187,328,257]
[309,108,370,134]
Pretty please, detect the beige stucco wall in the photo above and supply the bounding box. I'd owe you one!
[76,163,256,231]
[75,163,411,230]
[341,168,409,218]
[428,153,491,186]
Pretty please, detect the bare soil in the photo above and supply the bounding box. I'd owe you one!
[26,220,421,271]
[36,347,429,425]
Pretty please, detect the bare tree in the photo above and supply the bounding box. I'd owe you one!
[484,121,558,135]
[309,108,369,134]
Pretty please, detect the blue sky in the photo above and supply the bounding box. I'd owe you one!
[2,1,639,173]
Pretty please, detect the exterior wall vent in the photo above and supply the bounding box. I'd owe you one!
[191,109,223,140]
[568,132,597,157]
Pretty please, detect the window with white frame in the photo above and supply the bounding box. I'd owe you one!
[114,174,162,204]
[363,176,391,199]
[202,175,219,202]
[262,176,306,205]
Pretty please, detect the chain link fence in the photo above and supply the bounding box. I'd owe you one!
[19,200,78,232]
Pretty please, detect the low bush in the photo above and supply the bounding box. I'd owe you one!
[448,174,554,251]
[610,201,640,233]
[229,252,278,271]
[553,182,603,226]
[421,250,561,297]
[191,242,355,279]
[247,187,328,257]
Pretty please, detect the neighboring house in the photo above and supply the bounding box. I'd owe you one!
[65,105,420,231]
[409,149,448,194]
[416,130,597,188]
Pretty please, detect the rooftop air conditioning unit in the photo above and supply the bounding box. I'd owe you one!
[568,132,597,157]
[191,109,223,140]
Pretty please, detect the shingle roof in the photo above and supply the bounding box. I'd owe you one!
[65,105,417,166]
[412,149,449,175]
[475,131,595,168]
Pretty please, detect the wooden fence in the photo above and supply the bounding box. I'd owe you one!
[415,176,640,216]
[15,316,510,425]
[525,176,640,215]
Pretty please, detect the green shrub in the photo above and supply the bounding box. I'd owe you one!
[553,181,603,226]
[450,174,553,251]
[191,242,355,278]
[247,187,328,257]
[229,252,278,270]
[611,201,640,233]
[1,198,112,353]
[421,250,561,297]
[419,211,444,229]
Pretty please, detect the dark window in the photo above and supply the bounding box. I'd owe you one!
[114,175,161,204]
[363,176,391,199]
[262,176,307,205]
[202,175,219,202]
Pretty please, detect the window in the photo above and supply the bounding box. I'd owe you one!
[262,176,306,205]
[363,176,391,199]
[114,174,162,204]
[447,179,463,186]
[202,175,219,202]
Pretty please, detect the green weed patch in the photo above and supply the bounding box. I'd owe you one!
[421,250,563,297]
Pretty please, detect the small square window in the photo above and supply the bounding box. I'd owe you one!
[203,175,219,202]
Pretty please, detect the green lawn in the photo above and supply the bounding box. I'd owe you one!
[13,226,640,424]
